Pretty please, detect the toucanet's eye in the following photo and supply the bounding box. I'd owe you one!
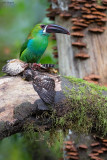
[40,25,46,29]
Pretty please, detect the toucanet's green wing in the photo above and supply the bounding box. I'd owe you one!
[20,39,29,57]
[20,32,33,57]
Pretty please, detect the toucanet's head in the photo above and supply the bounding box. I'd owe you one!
[32,24,70,36]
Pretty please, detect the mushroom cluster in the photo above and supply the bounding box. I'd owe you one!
[46,0,107,84]
[69,0,107,62]
[47,0,107,60]
[64,136,107,160]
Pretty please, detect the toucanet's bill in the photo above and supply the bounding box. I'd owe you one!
[20,24,70,63]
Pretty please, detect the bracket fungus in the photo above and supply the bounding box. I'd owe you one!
[52,46,57,50]
[60,12,71,19]
[89,27,104,33]
[52,51,58,58]
[73,22,88,27]
[71,32,85,37]
[75,53,90,59]
[88,74,101,80]
[71,26,83,30]
[72,42,87,47]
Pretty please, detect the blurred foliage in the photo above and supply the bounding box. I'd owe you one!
[0,134,31,160]
[0,0,57,76]
[23,128,64,160]
[0,131,64,160]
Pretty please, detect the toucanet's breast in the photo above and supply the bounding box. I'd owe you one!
[27,36,48,56]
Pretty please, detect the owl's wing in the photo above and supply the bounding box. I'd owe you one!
[33,75,55,104]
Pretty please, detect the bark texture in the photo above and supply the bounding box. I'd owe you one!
[51,0,107,84]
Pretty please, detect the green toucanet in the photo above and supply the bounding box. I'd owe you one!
[20,24,70,63]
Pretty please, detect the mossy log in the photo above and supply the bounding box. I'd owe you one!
[0,75,107,140]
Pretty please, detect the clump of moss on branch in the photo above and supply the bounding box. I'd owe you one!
[53,76,107,136]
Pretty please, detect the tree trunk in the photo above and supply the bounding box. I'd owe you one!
[50,0,107,85]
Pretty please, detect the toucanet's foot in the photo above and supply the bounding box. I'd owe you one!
[32,63,42,68]
[31,63,42,70]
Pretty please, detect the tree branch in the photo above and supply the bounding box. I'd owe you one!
[0,75,107,140]
[0,75,65,140]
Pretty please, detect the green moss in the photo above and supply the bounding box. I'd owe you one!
[22,76,107,137]
[52,76,107,136]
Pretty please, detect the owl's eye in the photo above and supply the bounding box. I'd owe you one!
[40,25,46,29]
